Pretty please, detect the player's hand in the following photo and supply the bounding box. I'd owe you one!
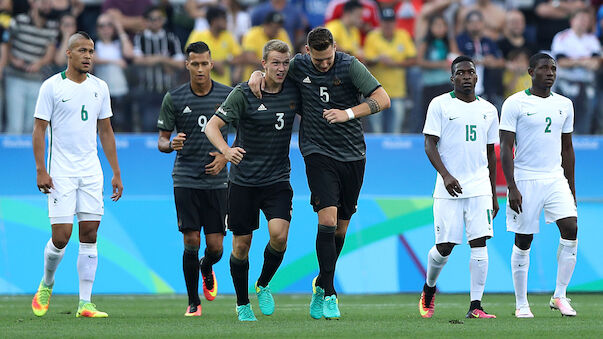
[205,151,227,175]
[249,71,265,99]
[508,185,522,214]
[323,108,349,124]
[492,196,499,218]
[224,147,246,165]
[443,174,462,197]
[170,133,186,151]
[111,175,123,201]
[36,170,54,194]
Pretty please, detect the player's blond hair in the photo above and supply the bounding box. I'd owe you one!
[262,40,290,61]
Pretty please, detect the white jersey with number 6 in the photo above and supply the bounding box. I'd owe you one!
[499,89,574,181]
[34,71,112,178]
[423,92,499,199]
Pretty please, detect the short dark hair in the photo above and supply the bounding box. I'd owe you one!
[343,0,363,14]
[451,55,474,74]
[144,5,165,19]
[206,6,226,25]
[528,52,554,69]
[307,27,333,51]
[465,9,483,22]
[186,41,211,58]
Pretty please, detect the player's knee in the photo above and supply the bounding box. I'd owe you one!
[514,233,533,250]
[436,243,455,257]
[270,234,288,251]
[232,239,251,258]
[183,231,201,246]
[79,229,97,243]
[560,222,578,240]
[206,241,223,254]
[469,237,487,248]
[52,238,69,249]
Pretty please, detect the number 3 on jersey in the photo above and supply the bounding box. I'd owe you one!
[319,86,330,103]
[275,112,284,130]
[81,105,88,121]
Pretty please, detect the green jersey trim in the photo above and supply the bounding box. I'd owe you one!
[60,71,66,80]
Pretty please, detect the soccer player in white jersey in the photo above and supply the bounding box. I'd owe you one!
[500,53,578,318]
[420,56,499,319]
[31,31,123,318]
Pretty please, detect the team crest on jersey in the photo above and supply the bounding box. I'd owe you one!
[483,114,487,120]
[94,92,98,98]
[559,110,563,115]
[333,77,342,86]
[289,101,296,110]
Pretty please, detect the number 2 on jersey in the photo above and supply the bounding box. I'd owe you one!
[81,105,88,121]
[545,117,552,133]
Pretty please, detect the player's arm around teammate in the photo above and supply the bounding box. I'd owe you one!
[206,40,299,321]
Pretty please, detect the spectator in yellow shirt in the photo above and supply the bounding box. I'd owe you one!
[503,48,531,98]
[241,11,292,81]
[325,0,363,60]
[186,6,243,85]
[364,8,416,133]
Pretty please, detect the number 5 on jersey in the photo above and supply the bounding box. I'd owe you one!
[465,124,476,141]
[320,86,329,103]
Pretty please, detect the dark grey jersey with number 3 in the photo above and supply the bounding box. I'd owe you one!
[158,81,232,189]
[215,80,300,186]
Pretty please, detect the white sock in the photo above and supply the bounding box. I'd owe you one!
[469,246,488,301]
[511,245,530,308]
[426,246,449,287]
[554,238,577,299]
[77,242,98,302]
[43,239,66,287]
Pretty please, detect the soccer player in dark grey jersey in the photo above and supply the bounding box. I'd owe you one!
[205,40,301,322]
[249,27,391,320]
[157,42,232,317]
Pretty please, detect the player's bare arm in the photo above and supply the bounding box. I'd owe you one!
[32,118,53,194]
[98,118,123,201]
[561,132,576,204]
[323,87,391,124]
[158,131,186,153]
[205,115,246,165]
[424,134,462,197]
[500,130,522,213]
[248,70,266,99]
[487,143,499,218]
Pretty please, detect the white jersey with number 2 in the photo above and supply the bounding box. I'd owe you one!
[34,71,112,178]
[423,92,499,199]
[499,89,574,181]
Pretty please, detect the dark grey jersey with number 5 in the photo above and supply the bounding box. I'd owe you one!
[158,81,232,189]
[215,80,300,187]
[288,52,381,162]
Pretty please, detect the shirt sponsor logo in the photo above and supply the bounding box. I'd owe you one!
[303,76,311,83]
[258,104,267,111]
[183,106,192,114]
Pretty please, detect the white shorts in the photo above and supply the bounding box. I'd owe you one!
[433,195,494,244]
[48,175,104,224]
[506,178,577,234]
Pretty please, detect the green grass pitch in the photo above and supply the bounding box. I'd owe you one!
[1,294,602,338]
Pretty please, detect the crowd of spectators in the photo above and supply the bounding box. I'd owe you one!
[1,0,603,134]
